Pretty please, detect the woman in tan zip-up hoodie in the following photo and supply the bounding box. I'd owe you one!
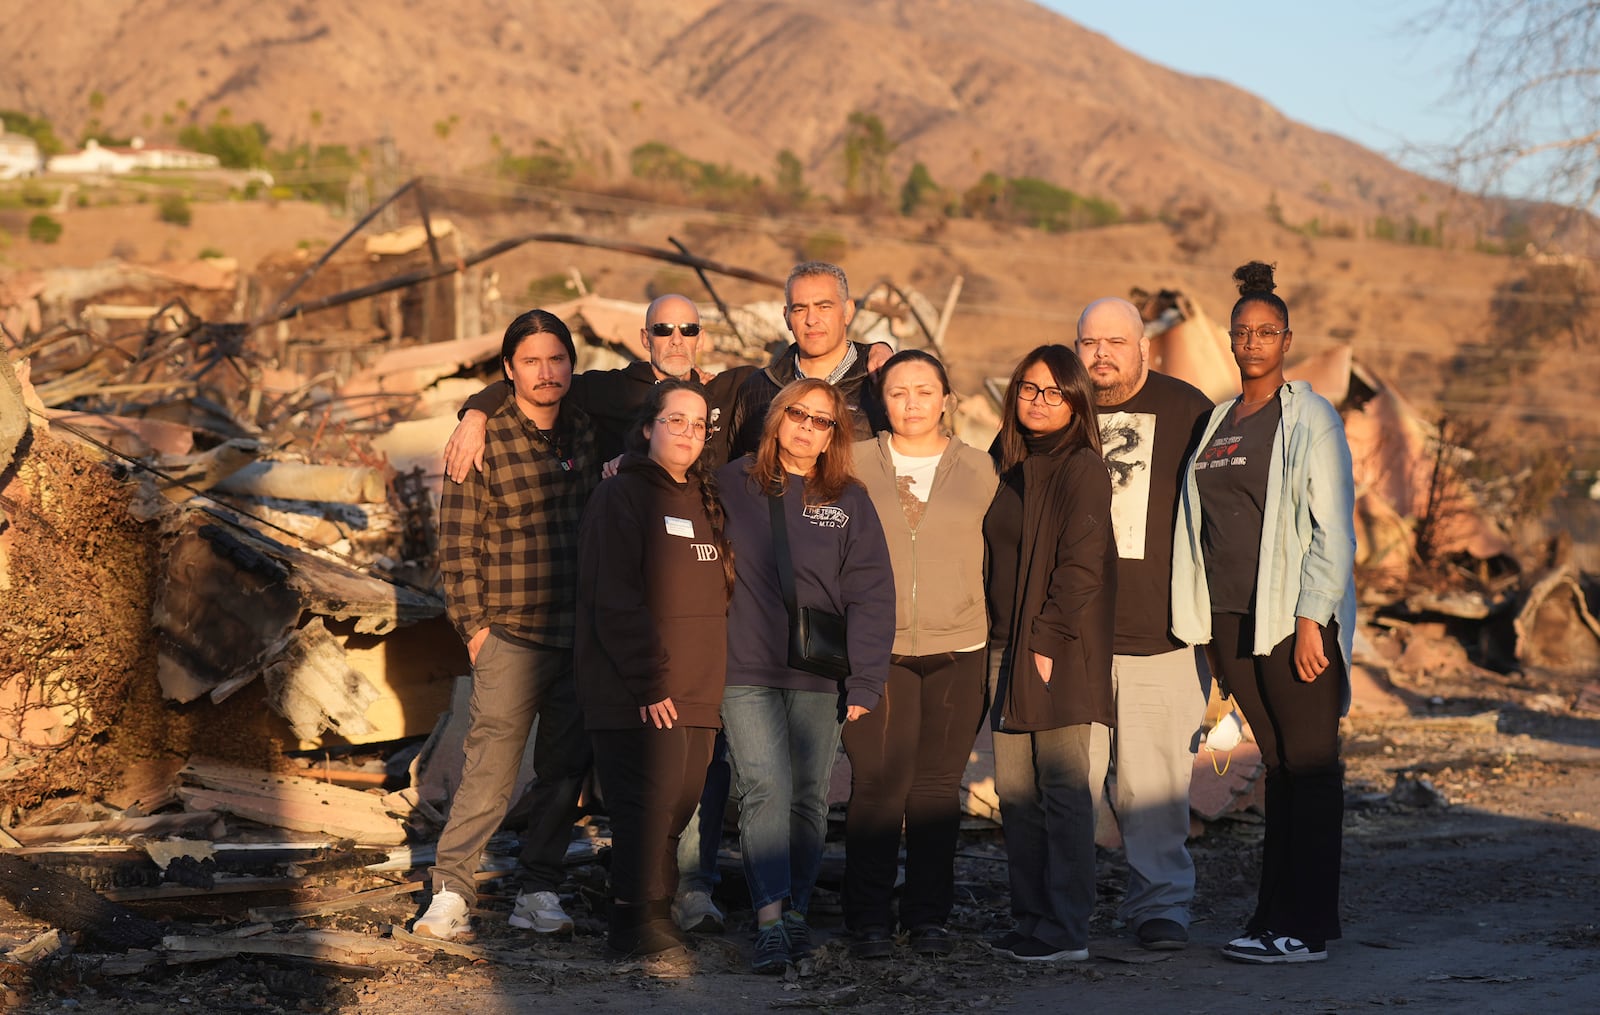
[844,350,999,959]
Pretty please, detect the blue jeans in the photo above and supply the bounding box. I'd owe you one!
[721,684,843,914]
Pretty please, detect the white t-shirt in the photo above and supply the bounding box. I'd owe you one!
[889,444,942,503]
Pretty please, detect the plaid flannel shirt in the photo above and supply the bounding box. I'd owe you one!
[438,397,598,647]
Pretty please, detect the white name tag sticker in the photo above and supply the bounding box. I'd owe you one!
[664,516,696,538]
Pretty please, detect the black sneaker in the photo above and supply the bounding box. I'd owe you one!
[851,926,893,960]
[985,930,1028,958]
[910,925,955,956]
[751,921,790,974]
[1221,931,1327,964]
[1136,918,1189,951]
[1007,936,1089,962]
[782,910,814,959]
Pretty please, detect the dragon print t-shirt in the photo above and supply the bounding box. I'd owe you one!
[1094,372,1213,654]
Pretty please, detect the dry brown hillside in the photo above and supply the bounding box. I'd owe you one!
[5,0,1490,231]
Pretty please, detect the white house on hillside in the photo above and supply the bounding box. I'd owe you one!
[48,137,222,175]
[0,132,43,179]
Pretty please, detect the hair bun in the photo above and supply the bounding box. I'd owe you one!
[1233,261,1277,296]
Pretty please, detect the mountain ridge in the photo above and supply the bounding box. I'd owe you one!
[3,0,1483,232]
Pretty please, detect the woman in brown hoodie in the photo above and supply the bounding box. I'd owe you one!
[575,380,733,958]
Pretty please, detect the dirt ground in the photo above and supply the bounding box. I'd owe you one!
[5,691,1598,1015]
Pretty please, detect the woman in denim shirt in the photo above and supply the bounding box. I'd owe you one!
[1171,261,1357,965]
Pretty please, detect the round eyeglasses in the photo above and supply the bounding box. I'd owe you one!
[655,414,710,438]
[1228,325,1288,348]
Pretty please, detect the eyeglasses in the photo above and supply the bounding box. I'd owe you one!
[655,414,712,438]
[647,322,702,338]
[1228,325,1288,347]
[1016,381,1066,406]
[782,405,839,430]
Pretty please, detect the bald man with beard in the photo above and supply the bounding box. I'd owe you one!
[1075,297,1214,952]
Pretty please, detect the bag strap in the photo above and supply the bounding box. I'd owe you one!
[767,489,800,622]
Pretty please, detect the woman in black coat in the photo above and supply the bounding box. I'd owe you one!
[981,344,1116,963]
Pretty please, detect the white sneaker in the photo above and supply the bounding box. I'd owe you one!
[509,889,574,933]
[670,889,725,934]
[412,889,470,940]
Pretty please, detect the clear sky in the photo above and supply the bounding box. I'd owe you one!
[1040,1,1480,186]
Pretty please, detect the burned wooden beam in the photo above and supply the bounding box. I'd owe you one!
[0,855,164,950]
[261,232,782,327]
[253,177,424,328]
[669,235,746,348]
[177,759,405,845]
[161,929,422,967]
[6,811,224,847]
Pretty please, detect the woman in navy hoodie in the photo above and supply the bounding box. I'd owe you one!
[717,377,895,974]
[576,379,733,958]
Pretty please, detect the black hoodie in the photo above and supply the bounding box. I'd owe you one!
[574,453,729,730]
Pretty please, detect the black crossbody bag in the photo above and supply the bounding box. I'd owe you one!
[767,493,851,681]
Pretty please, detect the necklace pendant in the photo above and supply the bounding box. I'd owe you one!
[561,459,573,472]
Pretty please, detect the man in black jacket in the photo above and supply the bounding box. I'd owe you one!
[726,261,888,458]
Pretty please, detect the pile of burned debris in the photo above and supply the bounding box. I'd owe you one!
[3,185,1598,1005]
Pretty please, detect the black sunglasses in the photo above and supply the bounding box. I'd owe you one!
[648,322,702,338]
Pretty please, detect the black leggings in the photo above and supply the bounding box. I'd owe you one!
[841,649,986,930]
[1210,612,1344,944]
[591,726,716,905]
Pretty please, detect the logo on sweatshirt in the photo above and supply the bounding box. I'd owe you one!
[692,543,720,562]
[803,505,849,528]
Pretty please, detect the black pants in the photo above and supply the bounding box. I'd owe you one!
[841,649,986,930]
[1210,612,1344,944]
[591,725,716,905]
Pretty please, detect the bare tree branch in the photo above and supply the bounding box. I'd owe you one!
[1419,1,1600,229]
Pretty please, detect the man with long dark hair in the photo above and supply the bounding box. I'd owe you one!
[415,309,598,941]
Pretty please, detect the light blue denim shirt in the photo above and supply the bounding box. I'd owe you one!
[1170,380,1357,713]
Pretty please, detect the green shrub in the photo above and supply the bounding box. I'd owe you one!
[525,272,574,305]
[900,162,938,215]
[801,230,850,263]
[19,181,55,208]
[178,116,271,168]
[961,173,1120,232]
[0,109,65,157]
[157,192,192,227]
[198,246,225,259]
[497,140,573,186]
[629,140,761,204]
[27,214,62,244]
